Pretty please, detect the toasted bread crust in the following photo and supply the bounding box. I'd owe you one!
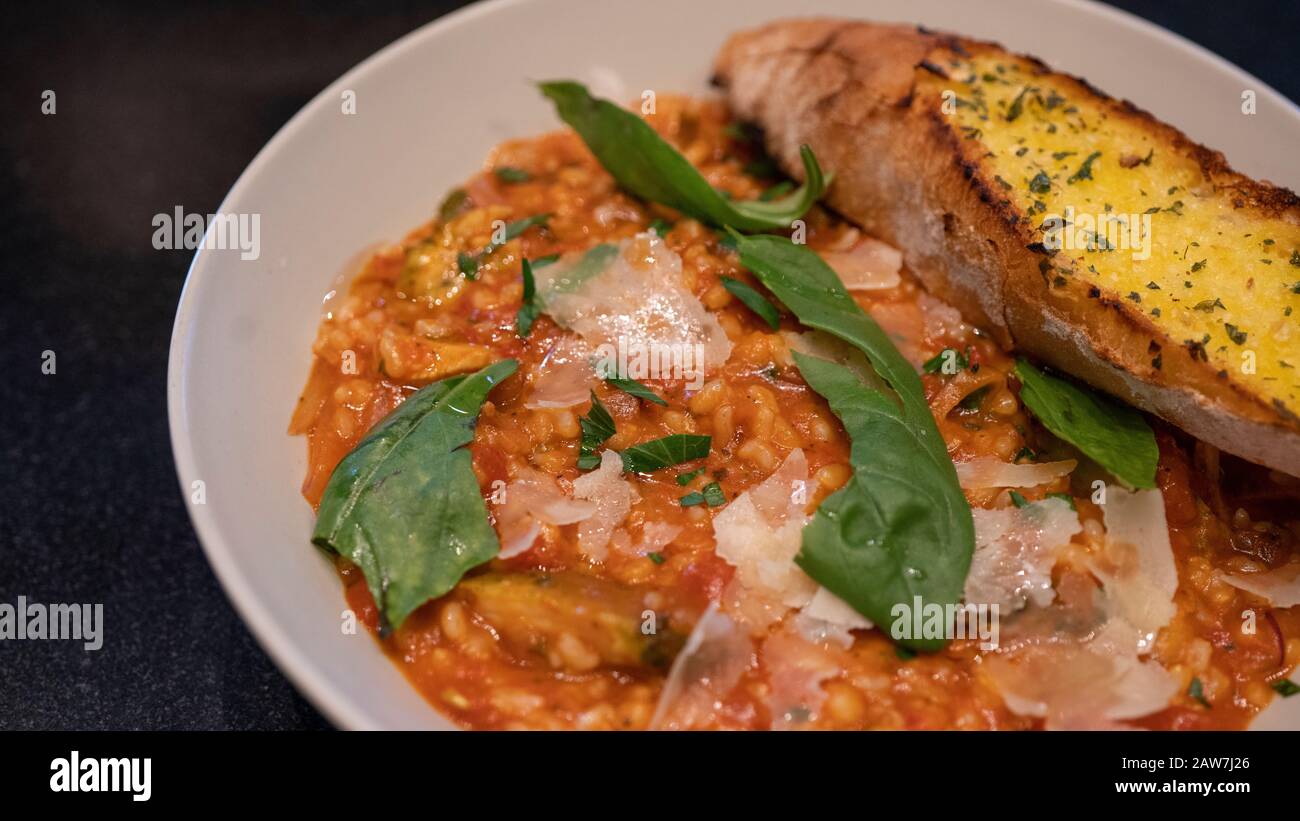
[713,18,1300,477]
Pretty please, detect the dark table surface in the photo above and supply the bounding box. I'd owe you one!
[2,0,1296,730]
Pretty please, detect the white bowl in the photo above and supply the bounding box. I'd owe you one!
[168,0,1300,729]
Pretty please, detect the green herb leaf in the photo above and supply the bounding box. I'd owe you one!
[681,481,726,508]
[720,276,781,330]
[647,552,666,565]
[1009,490,1030,508]
[488,214,549,254]
[494,166,532,183]
[459,214,550,278]
[543,243,619,295]
[676,467,705,486]
[1188,676,1211,708]
[438,188,470,223]
[606,377,667,405]
[516,259,541,337]
[759,180,795,202]
[538,81,827,231]
[457,251,479,278]
[957,385,990,411]
[312,359,518,630]
[923,347,970,375]
[1067,151,1102,184]
[792,353,975,652]
[578,391,615,470]
[701,481,726,506]
[729,232,974,652]
[1046,491,1077,510]
[620,434,710,474]
[1272,679,1300,697]
[1014,359,1157,488]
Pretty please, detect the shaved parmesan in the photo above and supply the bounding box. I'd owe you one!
[819,236,902,291]
[535,233,732,378]
[803,587,873,630]
[794,588,873,649]
[983,490,1182,729]
[956,457,1077,489]
[497,517,541,561]
[966,497,1081,612]
[524,338,596,409]
[571,450,637,561]
[762,630,842,729]
[493,468,596,559]
[611,521,683,560]
[713,449,816,609]
[650,604,753,730]
[1223,561,1300,608]
[985,637,1178,729]
[1093,486,1178,653]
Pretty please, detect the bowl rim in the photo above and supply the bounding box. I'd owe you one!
[167,0,1300,730]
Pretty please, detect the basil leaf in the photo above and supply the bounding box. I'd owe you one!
[702,481,726,506]
[457,251,479,279]
[578,391,615,470]
[620,434,710,474]
[1013,359,1157,489]
[731,233,945,454]
[312,359,517,630]
[922,347,969,375]
[494,166,531,183]
[792,353,974,651]
[1046,491,1077,510]
[732,232,973,651]
[1273,679,1300,697]
[438,188,470,223]
[680,481,725,508]
[676,467,705,486]
[461,214,551,278]
[543,243,619,296]
[606,377,666,405]
[489,214,549,254]
[516,258,541,337]
[720,276,781,330]
[759,180,795,202]
[538,80,827,232]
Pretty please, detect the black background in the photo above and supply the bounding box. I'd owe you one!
[1,0,1296,730]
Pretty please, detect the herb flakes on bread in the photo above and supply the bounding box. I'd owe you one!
[713,18,1300,477]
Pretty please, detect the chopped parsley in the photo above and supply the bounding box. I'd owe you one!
[922,347,970,375]
[493,166,532,183]
[675,467,706,486]
[680,481,726,508]
[576,391,616,470]
[1067,151,1102,184]
[606,377,667,406]
[1273,679,1300,698]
